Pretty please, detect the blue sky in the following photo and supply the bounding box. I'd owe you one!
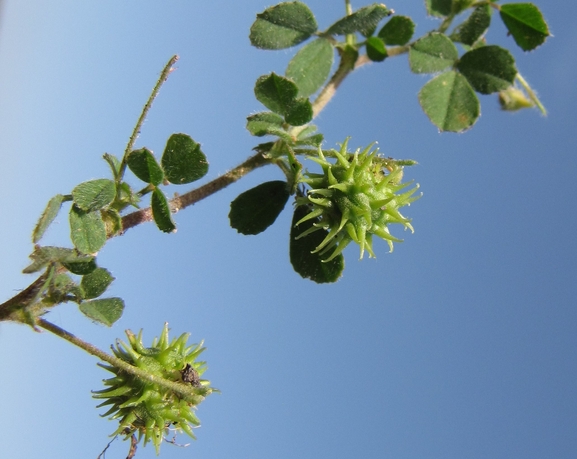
[1,1,576,458]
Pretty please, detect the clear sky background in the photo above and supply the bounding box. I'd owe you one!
[1,1,576,458]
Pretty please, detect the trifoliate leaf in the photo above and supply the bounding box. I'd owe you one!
[419,71,480,132]
[250,1,317,50]
[229,181,290,235]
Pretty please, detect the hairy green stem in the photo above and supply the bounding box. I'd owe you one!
[37,318,206,401]
[516,73,547,115]
[118,55,179,183]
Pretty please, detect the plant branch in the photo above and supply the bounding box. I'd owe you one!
[121,150,273,232]
[516,72,547,115]
[37,318,208,401]
[118,55,180,182]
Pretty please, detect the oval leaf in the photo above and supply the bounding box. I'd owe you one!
[69,205,107,254]
[326,4,392,36]
[499,3,549,51]
[419,71,480,132]
[127,148,164,185]
[366,36,387,62]
[161,133,208,184]
[229,181,290,235]
[409,32,458,74]
[151,188,176,233]
[457,45,517,94]
[79,297,124,326]
[450,5,492,46]
[286,38,334,98]
[254,73,299,116]
[250,1,317,50]
[72,179,116,212]
[378,15,415,45]
[425,0,452,17]
[32,194,66,243]
[290,204,344,283]
[81,267,114,299]
[23,246,93,274]
[63,258,97,275]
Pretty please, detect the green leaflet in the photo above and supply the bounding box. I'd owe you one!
[419,71,480,132]
[457,45,517,94]
[409,33,458,74]
[499,3,549,51]
[229,181,290,235]
[286,38,334,98]
[326,4,392,36]
[79,297,124,326]
[32,194,66,243]
[161,133,208,185]
[72,179,116,212]
[250,1,317,50]
[151,188,176,233]
[69,205,107,254]
[127,148,164,185]
[378,16,415,46]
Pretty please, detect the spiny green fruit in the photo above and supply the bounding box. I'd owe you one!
[295,139,421,261]
[93,324,214,454]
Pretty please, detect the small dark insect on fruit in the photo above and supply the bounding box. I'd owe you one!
[180,363,201,387]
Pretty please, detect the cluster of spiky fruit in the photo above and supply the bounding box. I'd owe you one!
[93,324,213,454]
[296,139,421,261]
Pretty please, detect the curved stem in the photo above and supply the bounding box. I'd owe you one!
[516,72,547,115]
[37,318,207,401]
[118,55,179,182]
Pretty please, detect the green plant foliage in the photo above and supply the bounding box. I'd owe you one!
[378,15,415,45]
[409,32,458,74]
[127,148,164,185]
[229,181,290,235]
[45,273,80,305]
[499,86,534,111]
[425,0,453,17]
[101,208,123,237]
[72,179,116,212]
[450,5,491,46]
[93,325,214,453]
[151,189,176,233]
[366,37,387,62]
[62,257,97,275]
[69,206,107,254]
[161,133,208,185]
[250,1,317,50]
[290,204,344,283]
[80,267,114,299]
[326,4,392,36]
[22,246,93,274]
[286,38,334,98]
[499,3,549,51]
[254,73,313,126]
[32,194,66,243]
[79,297,124,326]
[457,45,517,94]
[246,112,291,139]
[419,71,479,132]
